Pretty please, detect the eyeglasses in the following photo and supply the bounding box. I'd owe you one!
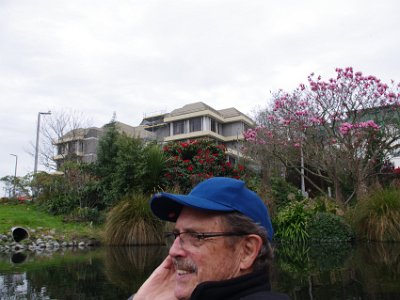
[164,231,248,249]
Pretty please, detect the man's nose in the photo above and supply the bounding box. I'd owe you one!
[169,235,186,257]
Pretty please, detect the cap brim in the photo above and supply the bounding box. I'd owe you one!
[150,192,235,222]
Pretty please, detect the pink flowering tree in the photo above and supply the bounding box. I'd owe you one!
[244,67,400,202]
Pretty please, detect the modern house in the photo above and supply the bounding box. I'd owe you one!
[140,102,255,161]
[53,121,154,169]
[53,102,255,169]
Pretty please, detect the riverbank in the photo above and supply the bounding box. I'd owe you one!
[0,203,103,253]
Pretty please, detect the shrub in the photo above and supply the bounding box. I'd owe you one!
[104,193,165,245]
[351,188,400,241]
[66,207,105,224]
[38,193,79,215]
[270,177,304,210]
[312,196,342,214]
[274,196,353,243]
[274,200,312,243]
[307,212,353,242]
[163,139,246,192]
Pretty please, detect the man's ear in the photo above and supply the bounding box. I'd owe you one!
[239,234,262,271]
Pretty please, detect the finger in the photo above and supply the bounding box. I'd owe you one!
[162,255,174,270]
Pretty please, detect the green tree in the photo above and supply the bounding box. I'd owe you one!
[95,119,121,206]
[95,117,160,207]
[1,174,31,198]
[113,133,145,195]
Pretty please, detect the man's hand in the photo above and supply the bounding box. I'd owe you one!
[133,255,177,300]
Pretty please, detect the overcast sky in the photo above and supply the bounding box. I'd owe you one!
[1,0,399,195]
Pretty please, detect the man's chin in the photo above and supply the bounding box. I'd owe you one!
[174,282,195,300]
[174,289,191,300]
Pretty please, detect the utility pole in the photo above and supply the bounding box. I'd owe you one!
[10,154,18,198]
[34,111,51,174]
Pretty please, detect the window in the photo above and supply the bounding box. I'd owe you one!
[190,117,202,132]
[211,119,216,132]
[58,145,65,155]
[173,121,185,135]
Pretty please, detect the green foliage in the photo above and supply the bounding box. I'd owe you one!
[113,133,145,195]
[351,187,400,241]
[66,207,105,224]
[94,122,166,207]
[41,193,79,215]
[312,196,341,214]
[307,212,353,242]
[163,139,246,192]
[275,200,312,243]
[95,121,122,206]
[104,193,165,245]
[274,194,353,243]
[35,163,100,215]
[142,143,167,193]
[1,174,31,198]
[35,171,78,215]
[270,176,304,210]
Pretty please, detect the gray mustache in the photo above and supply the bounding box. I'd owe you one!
[172,258,197,273]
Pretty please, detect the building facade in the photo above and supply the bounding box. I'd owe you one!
[53,122,154,169]
[53,102,255,169]
[140,102,255,160]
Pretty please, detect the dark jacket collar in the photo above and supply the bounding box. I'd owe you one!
[190,270,271,300]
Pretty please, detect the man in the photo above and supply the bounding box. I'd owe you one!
[132,177,289,300]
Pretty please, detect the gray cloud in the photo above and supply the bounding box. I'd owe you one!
[1,0,399,194]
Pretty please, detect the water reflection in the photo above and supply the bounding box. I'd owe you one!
[104,246,167,292]
[272,242,360,299]
[353,242,400,298]
[11,252,28,264]
[0,243,400,299]
[272,242,400,299]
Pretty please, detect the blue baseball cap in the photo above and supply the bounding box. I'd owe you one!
[150,177,274,241]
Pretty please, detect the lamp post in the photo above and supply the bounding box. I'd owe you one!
[34,111,51,175]
[10,154,18,198]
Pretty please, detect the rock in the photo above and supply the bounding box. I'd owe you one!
[12,244,25,251]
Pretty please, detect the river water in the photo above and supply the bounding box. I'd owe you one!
[1,242,399,299]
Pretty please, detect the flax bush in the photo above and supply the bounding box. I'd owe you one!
[104,193,164,245]
[351,187,400,241]
[274,200,312,243]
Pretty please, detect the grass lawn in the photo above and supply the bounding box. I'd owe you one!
[0,203,103,240]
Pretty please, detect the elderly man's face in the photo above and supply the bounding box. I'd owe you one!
[168,207,244,300]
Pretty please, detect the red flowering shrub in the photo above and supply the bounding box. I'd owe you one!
[393,167,400,175]
[163,139,246,192]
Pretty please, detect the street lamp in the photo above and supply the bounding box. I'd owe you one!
[34,111,51,174]
[10,154,18,198]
